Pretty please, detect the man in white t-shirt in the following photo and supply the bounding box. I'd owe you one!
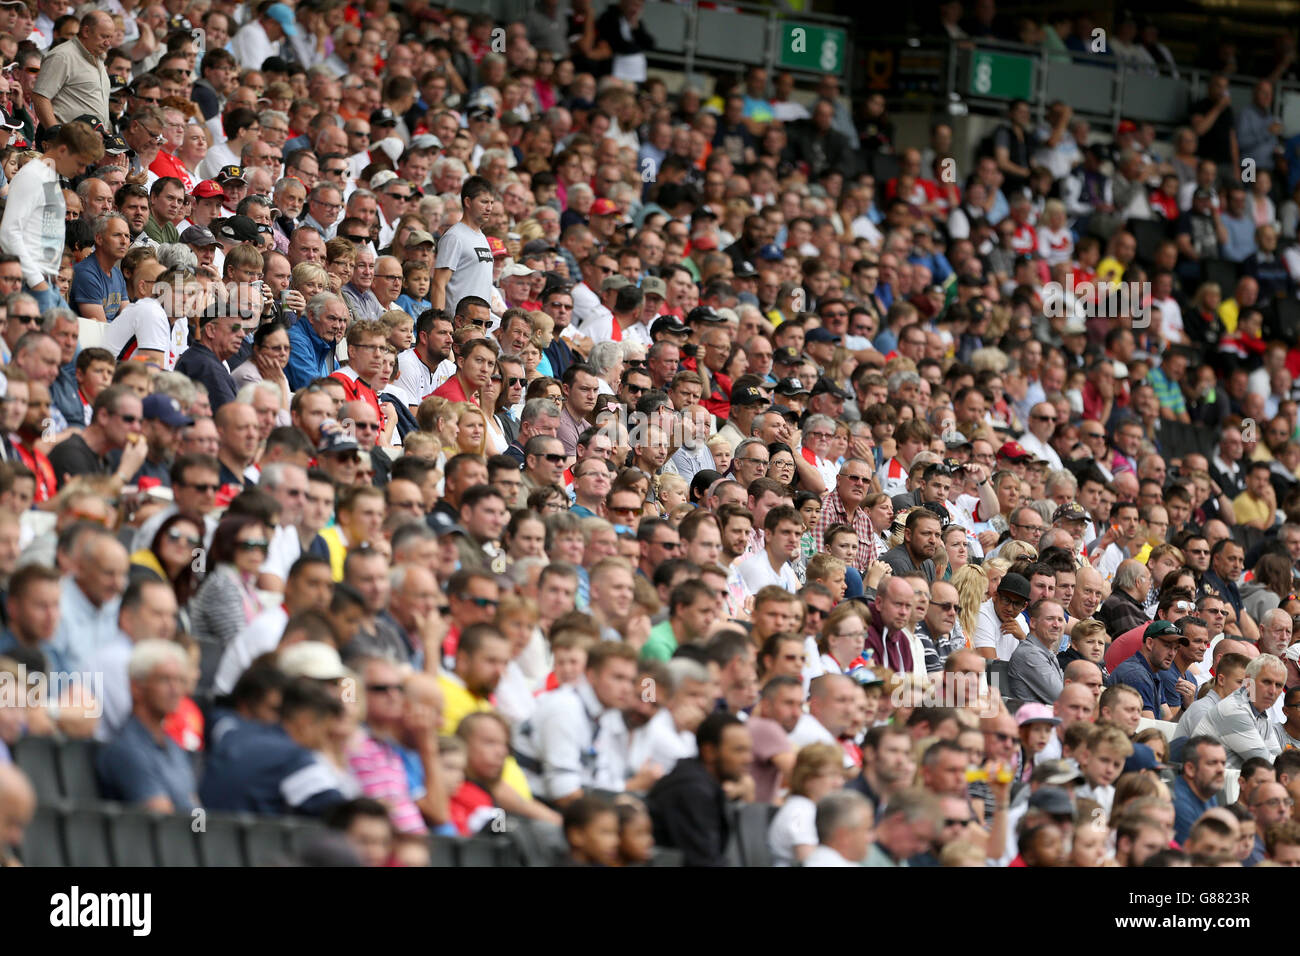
[972,572,1032,662]
[431,175,495,313]
[101,260,186,368]
[738,504,803,595]
[393,307,455,411]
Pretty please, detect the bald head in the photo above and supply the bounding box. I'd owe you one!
[1055,682,1096,721]
[810,672,854,702]
[1064,659,1102,685]
[1215,638,1258,663]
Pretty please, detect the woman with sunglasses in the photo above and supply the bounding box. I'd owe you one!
[189,513,273,691]
[231,321,292,424]
[478,371,509,454]
[493,357,527,446]
[130,511,203,630]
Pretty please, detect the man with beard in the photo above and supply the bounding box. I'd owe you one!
[880,507,942,583]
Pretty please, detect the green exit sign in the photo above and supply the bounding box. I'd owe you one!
[778,22,847,75]
[968,50,1035,100]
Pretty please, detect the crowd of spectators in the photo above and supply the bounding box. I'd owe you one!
[4,0,1300,869]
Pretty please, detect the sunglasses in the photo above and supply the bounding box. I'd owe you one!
[366,683,403,695]
[165,529,202,548]
[467,596,500,609]
[540,453,565,463]
[237,539,271,551]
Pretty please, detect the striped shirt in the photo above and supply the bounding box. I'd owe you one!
[347,734,428,834]
[813,490,879,573]
[1147,365,1187,416]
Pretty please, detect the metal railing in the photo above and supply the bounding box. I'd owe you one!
[936,35,1293,134]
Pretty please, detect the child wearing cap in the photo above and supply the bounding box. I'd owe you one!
[1014,703,1061,783]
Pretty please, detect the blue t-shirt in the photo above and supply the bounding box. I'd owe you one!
[96,715,197,810]
[71,256,128,322]
[1109,652,1175,716]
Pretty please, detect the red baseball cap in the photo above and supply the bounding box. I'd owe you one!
[997,440,1034,462]
[191,179,225,200]
[591,198,618,216]
[487,235,507,258]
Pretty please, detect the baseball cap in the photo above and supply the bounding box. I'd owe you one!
[1030,760,1085,786]
[734,262,758,280]
[487,236,507,258]
[650,315,689,337]
[211,216,262,244]
[691,233,719,251]
[768,405,800,422]
[466,104,494,122]
[731,385,766,407]
[410,133,443,150]
[426,510,469,539]
[691,205,718,225]
[217,165,246,183]
[600,274,630,292]
[318,429,360,455]
[403,230,436,248]
[997,440,1034,462]
[191,179,225,200]
[279,642,348,680]
[0,108,20,133]
[501,263,536,280]
[811,378,852,400]
[266,3,298,36]
[180,225,219,248]
[1145,620,1188,644]
[757,243,784,262]
[591,198,618,217]
[101,133,131,155]
[943,433,973,449]
[369,170,400,191]
[1124,743,1165,774]
[773,346,801,366]
[142,393,194,427]
[1027,786,1075,817]
[1193,187,1215,201]
[369,107,399,127]
[640,276,667,299]
[1052,502,1089,523]
[521,239,557,256]
[774,377,810,397]
[686,306,724,325]
[996,572,1032,602]
[1063,317,1087,336]
[806,327,841,345]
[1015,702,1062,727]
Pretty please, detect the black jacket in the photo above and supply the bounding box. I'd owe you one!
[645,758,730,867]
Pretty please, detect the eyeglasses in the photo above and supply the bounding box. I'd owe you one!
[114,412,141,425]
[608,505,640,516]
[840,473,870,483]
[180,481,220,493]
[237,539,271,552]
[165,529,202,547]
[805,606,829,618]
[467,596,500,609]
[930,601,958,611]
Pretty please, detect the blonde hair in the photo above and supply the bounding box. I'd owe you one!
[999,540,1039,564]
[454,402,488,455]
[789,743,845,796]
[806,553,847,588]
[529,310,554,349]
[652,472,687,502]
[291,261,330,290]
[402,431,440,460]
[951,563,988,642]
[380,309,412,334]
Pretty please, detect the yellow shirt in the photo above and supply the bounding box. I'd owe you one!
[1218,299,1240,334]
[1096,256,1127,287]
[436,671,533,799]
[319,525,347,581]
[1233,491,1274,527]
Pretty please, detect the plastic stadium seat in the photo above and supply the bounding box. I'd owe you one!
[62,803,112,867]
[650,847,684,867]
[280,817,329,859]
[199,814,247,867]
[732,803,776,868]
[1128,218,1169,267]
[457,835,500,867]
[21,803,67,866]
[57,738,101,801]
[243,817,290,867]
[1202,258,1239,292]
[106,806,158,867]
[12,736,61,801]
[154,813,201,867]
[428,834,458,867]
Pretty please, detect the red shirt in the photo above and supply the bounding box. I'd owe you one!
[432,374,476,405]
[329,369,382,424]
[150,150,193,192]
